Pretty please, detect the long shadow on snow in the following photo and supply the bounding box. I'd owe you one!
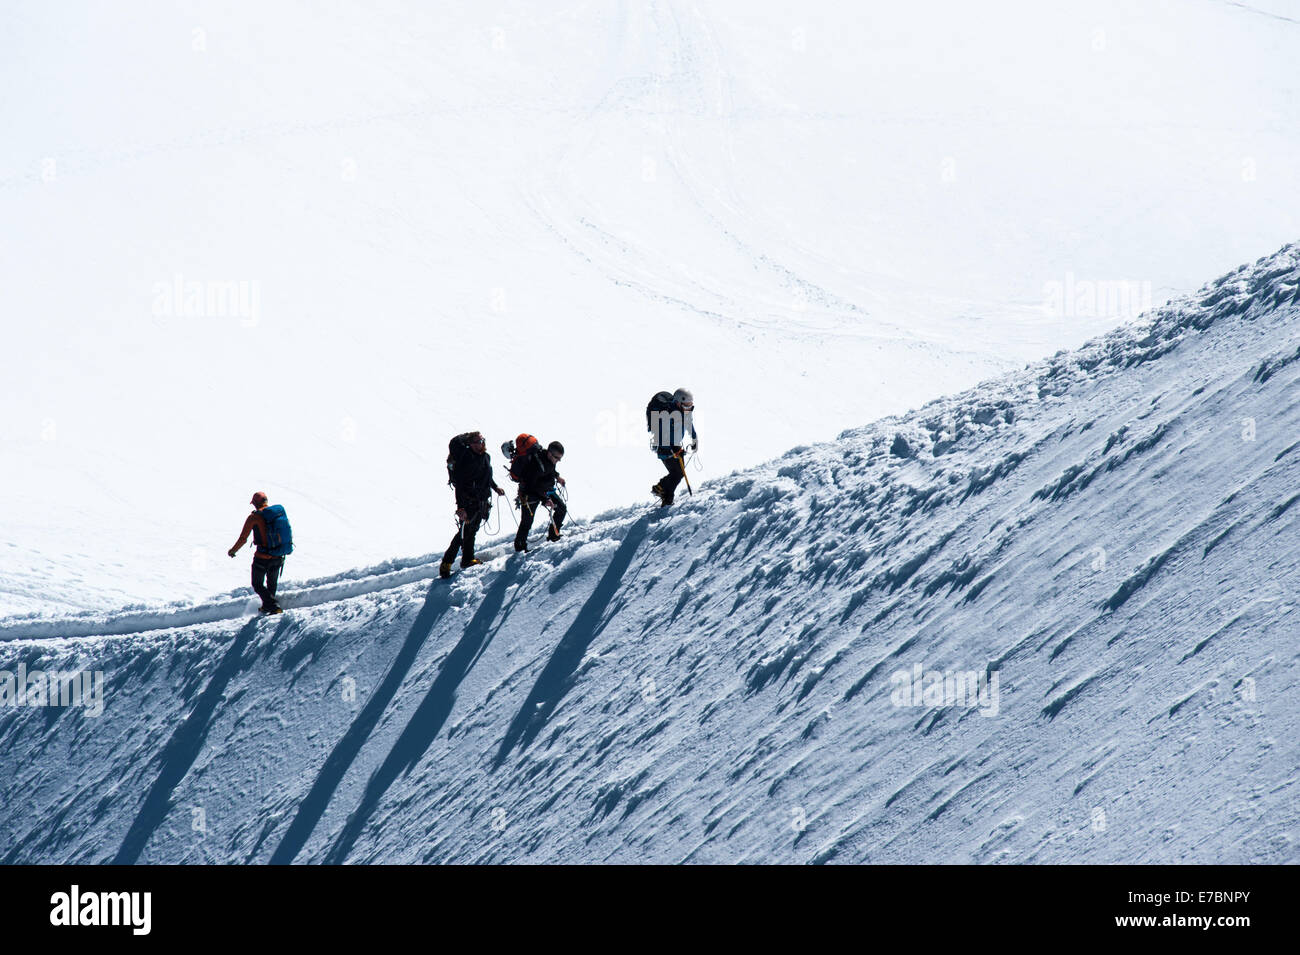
[269,581,452,864]
[113,617,285,864]
[322,564,519,864]
[493,516,651,770]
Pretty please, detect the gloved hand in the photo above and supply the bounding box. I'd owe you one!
[228,548,237,558]
[494,486,505,496]
[557,476,566,486]
[456,508,467,522]
[691,438,698,451]
[543,497,555,511]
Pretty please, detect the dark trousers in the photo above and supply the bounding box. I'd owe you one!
[252,556,285,610]
[657,452,687,499]
[516,494,566,550]
[443,513,484,566]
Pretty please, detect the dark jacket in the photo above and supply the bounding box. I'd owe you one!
[515,445,560,501]
[452,450,502,510]
[647,391,695,454]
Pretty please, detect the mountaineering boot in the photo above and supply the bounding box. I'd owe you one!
[461,557,483,569]
[514,542,527,553]
[546,526,561,542]
[651,483,673,507]
[260,606,283,615]
[439,560,453,579]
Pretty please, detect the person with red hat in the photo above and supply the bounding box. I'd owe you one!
[228,491,293,614]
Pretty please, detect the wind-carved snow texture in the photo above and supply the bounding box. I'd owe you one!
[1,246,1298,863]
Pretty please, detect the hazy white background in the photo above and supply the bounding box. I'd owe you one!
[3,0,1297,612]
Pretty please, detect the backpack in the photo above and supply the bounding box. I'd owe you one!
[646,391,682,449]
[446,432,479,487]
[261,504,294,557]
[505,433,539,483]
[646,391,675,431]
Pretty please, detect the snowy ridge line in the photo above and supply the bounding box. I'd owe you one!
[0,563,439,643]
[0,532,509,630]
[4,244,1295,645]
[0,512,636,643]
[837,242,1300,447]
[3,245,1299,863]
[0,543,516,642]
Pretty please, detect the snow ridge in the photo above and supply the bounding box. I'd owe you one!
[1,245,1298,863]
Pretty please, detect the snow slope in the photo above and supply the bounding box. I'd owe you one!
[2,245,1297,864]
[4,0,1299,613]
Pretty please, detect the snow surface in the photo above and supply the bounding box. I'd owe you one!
[1,245,1297,863]
[4,0,1300,613]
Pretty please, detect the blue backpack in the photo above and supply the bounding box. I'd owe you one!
[260,504,294,556]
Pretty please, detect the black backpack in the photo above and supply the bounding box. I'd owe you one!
[645,391,675,431]
[446,432,479,487]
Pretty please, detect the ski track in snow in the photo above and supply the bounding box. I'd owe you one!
[2,247,1299,864]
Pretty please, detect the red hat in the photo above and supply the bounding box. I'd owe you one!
[251,491,269,506]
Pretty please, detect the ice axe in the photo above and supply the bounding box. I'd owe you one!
[676,451,693,496]
[542,492,564,536]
